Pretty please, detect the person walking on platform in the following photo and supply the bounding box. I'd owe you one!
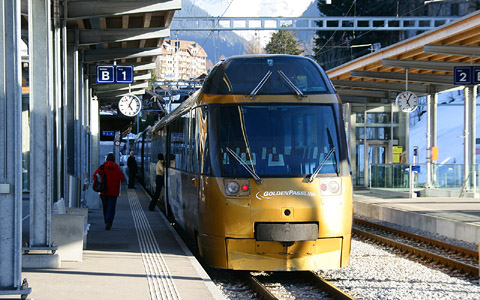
[149,153,165,211]
[127,151,138,189]
[94,153,126,230]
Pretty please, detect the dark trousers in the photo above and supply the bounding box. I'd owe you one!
[100,195,118,225]
[128,170,136,188]
[149,175,164,210]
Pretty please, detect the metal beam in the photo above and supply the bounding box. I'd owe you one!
[350,70,453,85]
[79,27,170,45]
[83,47,163,62]
[67,0,181,20]
[382,59,475,72]
[336,88,392,99]
[424,44,480,57]
[134,73,151,81]
[96,89,146,100]
[29,0,55,254]
[0,0,31,296]
[94,82,148,92]
[331,79,440,94]
[171,16,455,31]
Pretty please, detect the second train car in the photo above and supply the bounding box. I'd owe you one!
[140,54,352,271]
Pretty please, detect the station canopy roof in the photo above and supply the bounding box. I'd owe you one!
[327,10,480,104]
[22,0,181,134]
[21,0,181,104]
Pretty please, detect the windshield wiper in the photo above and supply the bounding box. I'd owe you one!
[308,147,335,183]
[249,70,272,99]
[277,70,305,99]
[226,147,262,184]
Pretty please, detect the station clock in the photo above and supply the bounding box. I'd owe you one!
[396,91,418,113]
[118,94,142,117]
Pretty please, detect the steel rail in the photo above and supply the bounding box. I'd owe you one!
[306,272,356,300]
[242,272,278,300]
[353,218,478,259]
[352,228,479,277]
[243,271,356,300]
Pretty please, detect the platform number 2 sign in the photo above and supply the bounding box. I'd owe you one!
[453,66,480,85]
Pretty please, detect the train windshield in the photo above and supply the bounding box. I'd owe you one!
[217,105,340,177]
[203,56,330,95]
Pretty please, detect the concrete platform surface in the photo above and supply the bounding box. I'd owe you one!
[22,185,224,300]
[354,190,480,244]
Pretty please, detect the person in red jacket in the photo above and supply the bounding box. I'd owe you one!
[93,153,126,230]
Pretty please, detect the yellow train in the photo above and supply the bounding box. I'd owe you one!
[144,55,352,271]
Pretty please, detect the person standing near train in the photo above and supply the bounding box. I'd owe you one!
[94,153,126,230]
[127,151,138,189]
[149,153,165,211]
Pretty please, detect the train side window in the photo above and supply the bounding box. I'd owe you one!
[190,109,198,173]
[169,114,190,171]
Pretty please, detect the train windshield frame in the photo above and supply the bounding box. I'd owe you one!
[202,56,331,95]
[215,104,341,178]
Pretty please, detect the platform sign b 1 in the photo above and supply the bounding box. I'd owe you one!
[96,65,134,84]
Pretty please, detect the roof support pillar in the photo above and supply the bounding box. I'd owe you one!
[426,93,438,188]
[67,28,81,182]
[28,0,56,257]
[0,0,30,296]
[54,0,66,201]
[90,91,100,180]
[463,86,477,194]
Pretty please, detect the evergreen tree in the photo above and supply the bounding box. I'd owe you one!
[313,0,422,70]
[265,29,303,55]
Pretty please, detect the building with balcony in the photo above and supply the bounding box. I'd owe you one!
[157,39,208,81]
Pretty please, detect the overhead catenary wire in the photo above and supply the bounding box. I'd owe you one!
[316,0,435,57]
[195,0,236,58]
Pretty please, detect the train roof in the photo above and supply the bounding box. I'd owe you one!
[150,55,339,133]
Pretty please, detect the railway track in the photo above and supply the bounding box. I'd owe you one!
[353,218,479,277]
[242,271,355,300]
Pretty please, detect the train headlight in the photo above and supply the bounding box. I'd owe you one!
[319,178,341,195]
[224,179,250,197]
[226,181,240,194]
[328,181,340,194]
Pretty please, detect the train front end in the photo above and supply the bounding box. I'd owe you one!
[197,55,352,271]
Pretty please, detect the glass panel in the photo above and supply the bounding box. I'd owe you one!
[378,147,386,164]
[356,144,365,186]
[203,56,329,95]
[217,105,340,177]
[169,112,190,171]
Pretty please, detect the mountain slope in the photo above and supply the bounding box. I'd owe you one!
[173,0,247,67]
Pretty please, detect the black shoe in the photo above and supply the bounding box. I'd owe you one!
[149,205,155,211]
[105,223,112,230]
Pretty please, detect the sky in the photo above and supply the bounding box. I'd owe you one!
[191,0,315,44]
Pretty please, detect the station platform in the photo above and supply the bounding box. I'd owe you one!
[353,190,480,245]
[21,185,224,300]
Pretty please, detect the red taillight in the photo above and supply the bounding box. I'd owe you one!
[320,183,327,191]
[242,184,249,192]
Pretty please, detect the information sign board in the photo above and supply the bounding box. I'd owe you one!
[96,65,115,84]
[96,65,134,84]
[454,66,472,85]
[116,65,134,84]
[473,67,480,84]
